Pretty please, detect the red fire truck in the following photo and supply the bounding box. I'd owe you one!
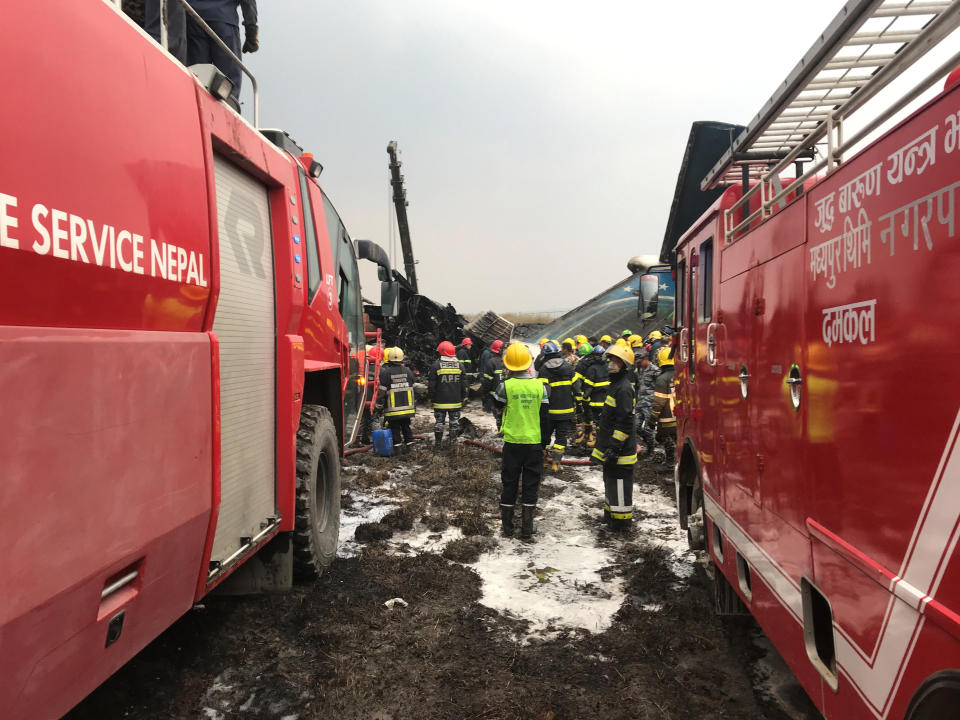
[668,2,960,718]
[0,2,396,717]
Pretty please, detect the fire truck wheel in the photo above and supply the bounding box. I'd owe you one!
[686,491,706,551]
[293,404,341,582]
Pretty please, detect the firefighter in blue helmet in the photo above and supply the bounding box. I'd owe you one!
[537,341,576,473]
[591,344,637,530]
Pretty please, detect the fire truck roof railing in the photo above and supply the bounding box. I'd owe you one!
[701,0,960,191]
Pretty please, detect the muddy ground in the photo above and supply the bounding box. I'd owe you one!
[69,409,821,720]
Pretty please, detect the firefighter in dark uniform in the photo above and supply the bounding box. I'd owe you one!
[537,341,576,473]
[573,343,610,450]
[569,342,593,445]
[493,342,549,539]
[456,337,475,385]
[478,341,495,412]
[482,339,505,429]
[377,347,416,452]
[649,346,677,468]
[635,348,659,454]
[591,344,637,529]
[428,341,467,450]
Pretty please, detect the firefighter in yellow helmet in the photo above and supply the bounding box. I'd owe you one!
[561,338,579,367]
[493,342,549,539]
[598,334,612,350]
[591,344,637,529]
[647,346,677,468]
[377,347,416,452]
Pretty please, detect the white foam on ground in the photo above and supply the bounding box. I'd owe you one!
[469,470,626,641]
[337,493,399,558]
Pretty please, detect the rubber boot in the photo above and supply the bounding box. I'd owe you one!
[572,423,585,446]
[500,505,514,537]
[520,505,535,539]
[434,430,443,452]
[550,447,562,474]
[585,424,597,449]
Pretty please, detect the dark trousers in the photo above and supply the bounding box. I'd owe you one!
[500,442,542,506]
[433,409,461,433]
[541,416,572,451]
[145,0,188,63]
[186,17,242,100]
[603,463,634,520]
[387,416,413,446]
[583,404,597,426]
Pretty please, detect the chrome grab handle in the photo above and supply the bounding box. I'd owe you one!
[706,322,718,366]
[786,377,802,385]
[738,371,751,380]
[678,328,689,363]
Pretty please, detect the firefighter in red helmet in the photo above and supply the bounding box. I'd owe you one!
[428,341,467,450]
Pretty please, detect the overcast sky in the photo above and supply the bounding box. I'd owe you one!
[238,0,929,315]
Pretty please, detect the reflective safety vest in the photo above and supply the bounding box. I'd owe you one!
[499,377,546,444]
[381,363,415,418]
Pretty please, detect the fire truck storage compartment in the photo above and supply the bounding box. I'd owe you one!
[210,155,277,567]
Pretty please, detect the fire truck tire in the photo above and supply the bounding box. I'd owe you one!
[293,404,341,582]
[687,490,706,551]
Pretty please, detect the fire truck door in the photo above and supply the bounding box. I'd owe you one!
[210,156,277,567]
[750,244,808,535]
[715,265,759,505]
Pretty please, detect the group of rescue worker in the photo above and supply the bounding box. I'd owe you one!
[375,328,676,541]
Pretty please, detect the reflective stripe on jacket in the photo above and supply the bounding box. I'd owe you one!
[379,362,415,417]
[537,355,575,416]
[429,357,466,410]
[594,369,637,465]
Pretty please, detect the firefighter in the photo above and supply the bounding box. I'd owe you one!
[478,341,495,412]
[621,329,633,340]
[648,346,677,468]
[534,337,550,373]
[575,334,588,350]
[646,330,664,364]
[456,337,475,385]
[590,344,637,530]
[635,348,659,454]
[482,339,505,428]
[428,341,467,450]
[561,338,578,367]
[144,0,188,63]
[569,342,594,446]
[377,347,416,452]
[493,342,549,539]
[573,342,609,450]
[627,334,645,393]
[537,341,576,473]
[598,334,612,350]
[184,1,259,103]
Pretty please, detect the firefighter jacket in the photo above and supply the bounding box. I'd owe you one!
[537,355,576,418]
[456,345,474,378]
[573,355,610,409]
[482,354,505,396]
[493,372,550,444]
[428,357,466,410]
[378,361,416,418]
[650,365,676,429]
[591,369,637,466]
[636,362,659,419]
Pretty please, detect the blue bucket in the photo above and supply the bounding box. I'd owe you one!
[372,429,394,457]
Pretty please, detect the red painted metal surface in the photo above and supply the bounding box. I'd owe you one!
[674,73,960,718]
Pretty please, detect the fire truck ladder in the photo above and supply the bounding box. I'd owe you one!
[701,0,960,244]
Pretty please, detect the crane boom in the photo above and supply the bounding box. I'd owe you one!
[387,141,418,294]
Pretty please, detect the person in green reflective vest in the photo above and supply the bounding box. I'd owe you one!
[493,342,549,539]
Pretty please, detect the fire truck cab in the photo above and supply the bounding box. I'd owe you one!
[0,2,394,717]
[669,2,960,718]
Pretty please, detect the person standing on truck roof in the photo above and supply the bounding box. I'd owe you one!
[647,347,677,470]
[482,340,505,429]
[573,343,609,451]
[635,348,659,456]
[428,341,467,451]
[537,341,576,473]
[591,344,638,530]
[143,0,188,63]
[493,342,549,540]
[456,337,475,386]
[377,347,416,454]
[185,0,259,103]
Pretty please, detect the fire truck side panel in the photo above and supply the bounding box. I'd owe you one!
[0,329,213,720]
[799,81,960,718]
[208,156,277,567]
